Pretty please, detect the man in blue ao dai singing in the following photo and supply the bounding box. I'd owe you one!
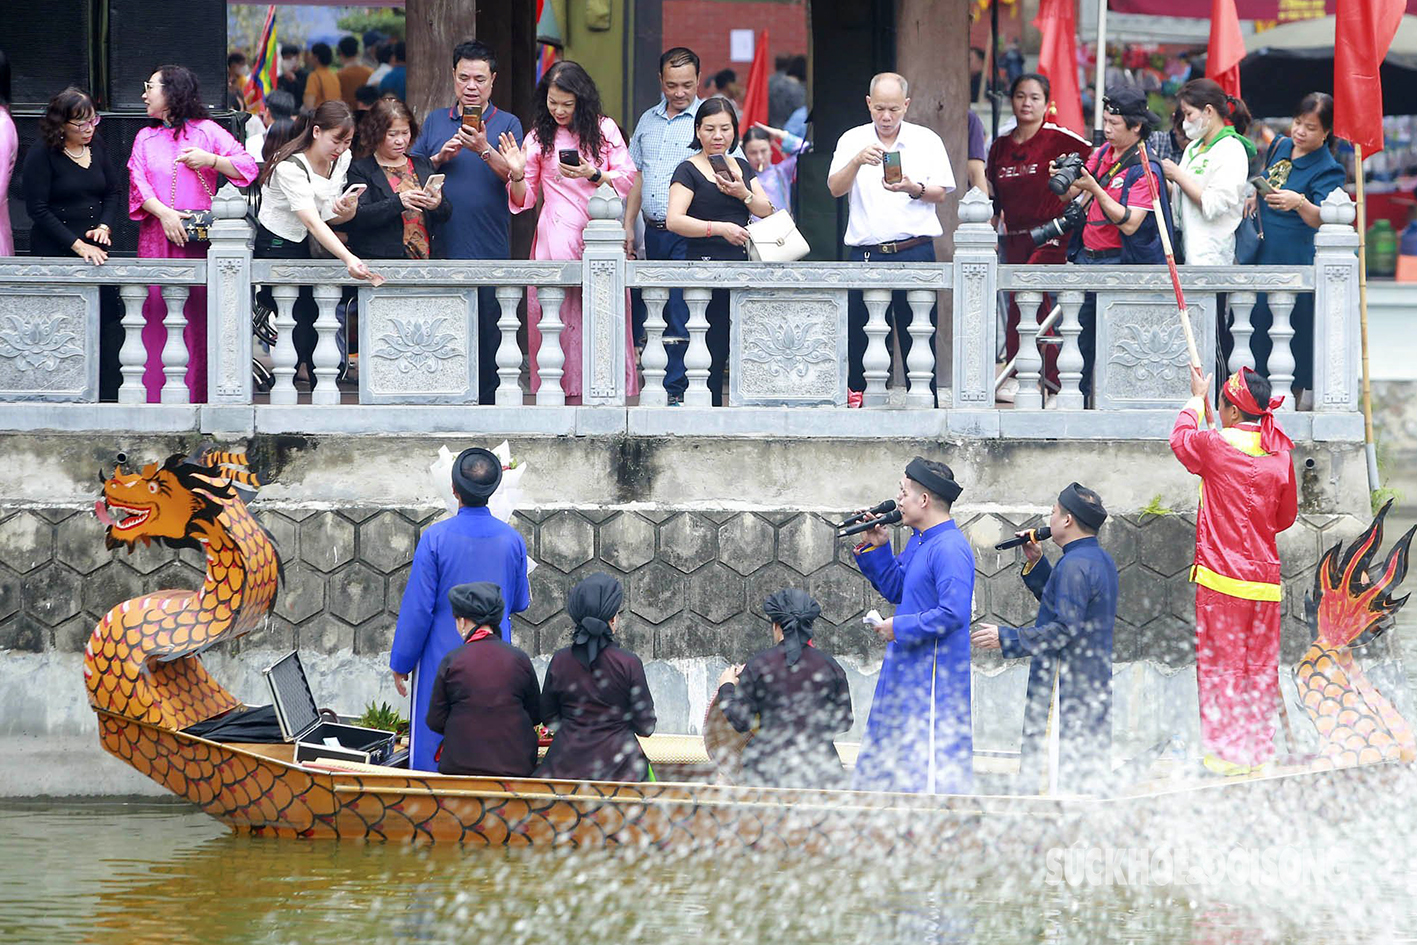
[852,457,976,793]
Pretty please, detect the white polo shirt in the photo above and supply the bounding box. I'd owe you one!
[829,120,954,247]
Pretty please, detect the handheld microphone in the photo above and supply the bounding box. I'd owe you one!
[839,509,903,537]
[995,526,1051,550]
[837,499,897,529]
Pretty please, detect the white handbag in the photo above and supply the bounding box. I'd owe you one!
[746,209,810,263]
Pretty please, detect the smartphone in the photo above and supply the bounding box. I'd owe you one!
[424,173,445,197]
[340,183,367,202]
[461,104,482,132]
[883,151,903,184]
[558,148,582,167]
[708,153,733,179]
[1249,175,1276,196]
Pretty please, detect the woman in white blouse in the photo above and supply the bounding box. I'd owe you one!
[255,100,371,386]
[1160,79,1256,266]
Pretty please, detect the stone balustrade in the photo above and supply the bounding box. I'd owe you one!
[0,182,1363,443]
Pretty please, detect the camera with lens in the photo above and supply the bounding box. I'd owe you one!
[1048,152,1087,195]
[1029,200,1088,247]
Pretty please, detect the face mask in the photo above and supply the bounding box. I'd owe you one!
[281,57,297,72]
[1182,115,1209,141]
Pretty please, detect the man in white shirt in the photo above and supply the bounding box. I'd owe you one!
[828,73,954,400]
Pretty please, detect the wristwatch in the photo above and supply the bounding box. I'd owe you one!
[590,169,603,184]
[742,193,753,207]
[479,149,493,162]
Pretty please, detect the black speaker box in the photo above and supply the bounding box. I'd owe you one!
[3,1,97,106]
[105,0,227,110]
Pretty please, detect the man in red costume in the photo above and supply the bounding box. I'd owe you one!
[1170,365,1298,776]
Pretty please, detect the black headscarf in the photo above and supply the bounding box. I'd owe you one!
[568,572,623,669]
[448,581,505,631]
[763,588,821,665]
[452,447,502,503]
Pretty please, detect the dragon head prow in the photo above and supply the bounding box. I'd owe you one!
[1311,500,1416,650]
[95,449,265,554]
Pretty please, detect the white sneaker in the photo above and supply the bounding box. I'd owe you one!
[1298,388,1314,411]
[997,376,1018,404]
[1044,392,1058,410]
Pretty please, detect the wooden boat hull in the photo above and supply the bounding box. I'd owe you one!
[96,708,1402,850]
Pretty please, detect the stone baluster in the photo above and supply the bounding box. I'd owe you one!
[950,187,999,407]
[117,284,148,404]
[310,284,342,405]
[904,289,936,408]
[205,183,255,405]
[682,287,713,407]
[1055,290,1086,410]
[158,285,190,404]
[860,288,891,406]
[535,286,567,406]
[640,287,670,406]
[1227,291,1257,375]
[580,182,629,404]
[1268,291,1297,410]
[269,284,300,405]
[1312,188,1360,411]
[1013,291,1044,410]
[494,285,524,406]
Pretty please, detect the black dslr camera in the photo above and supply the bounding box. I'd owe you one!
[1030,200,1087,247]
[1047,152,1087,195]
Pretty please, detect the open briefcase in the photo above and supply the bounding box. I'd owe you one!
[263,650,395,766]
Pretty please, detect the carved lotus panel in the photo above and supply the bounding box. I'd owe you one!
[0,287,97,401]
[730,290,846,405]
[358,290,477,404]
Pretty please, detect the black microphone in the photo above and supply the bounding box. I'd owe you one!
[839,509,903,537]
[837,499,897,529]
[995,526,1051,550]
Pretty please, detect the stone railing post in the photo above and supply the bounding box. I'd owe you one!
[206,183,255,406]
[1312,189,1360,412]
[951,187,998,408]
[580,183,628,405]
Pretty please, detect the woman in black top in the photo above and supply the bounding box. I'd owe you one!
[344,97,448,260]
[536,573,657,782]
[23,87,120,263]
[666,98,774,405]
[716,589,853,789]
[24,87,123,399]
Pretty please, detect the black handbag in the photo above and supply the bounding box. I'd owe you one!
[1236,137,1281,266]
[171,163,216,241]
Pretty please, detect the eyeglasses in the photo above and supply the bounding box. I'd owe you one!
[143,81,162,92]
[67,115,102,130]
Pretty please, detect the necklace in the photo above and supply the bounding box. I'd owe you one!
[64,144,87,158]
[375,155,407,169]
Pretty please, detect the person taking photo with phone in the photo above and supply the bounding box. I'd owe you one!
[410,40,523,403]
[665,98,774,406]
[345,97,449,260]
[827,73,954,403]
[1246,92,1345,407]
[255,100,374,389]
[499,60,638,405]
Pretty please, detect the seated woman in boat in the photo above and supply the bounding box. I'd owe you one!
[536,573,657,782]
[426,582,542,777]
[716,589,854,789]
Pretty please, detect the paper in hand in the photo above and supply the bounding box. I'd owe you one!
[862,609,884,628]
[367,272,386,288]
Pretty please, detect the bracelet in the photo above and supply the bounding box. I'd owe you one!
[509,174,525,183]
[914,182,926,200]
[705,222,713,237]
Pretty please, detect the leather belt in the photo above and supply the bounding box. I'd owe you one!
[1080,247,1121,260]
[645,218,668,230]
[854,236,933,255]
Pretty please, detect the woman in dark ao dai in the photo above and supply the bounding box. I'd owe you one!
[716,589,854,788]
[536,573,657,782]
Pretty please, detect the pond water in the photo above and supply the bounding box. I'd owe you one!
[3,791,1416,945]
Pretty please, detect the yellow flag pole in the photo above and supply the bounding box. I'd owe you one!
[1355,142,1380,493]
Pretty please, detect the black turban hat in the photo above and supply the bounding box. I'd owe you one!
[1058,482,1108,531]
[448,581,505,630]
[905,456,963,504]
[568,572,623,669]
[763,588,821,665]
[452,447,502,502]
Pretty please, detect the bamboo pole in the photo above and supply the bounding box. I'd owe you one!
[1355,142,1381,493]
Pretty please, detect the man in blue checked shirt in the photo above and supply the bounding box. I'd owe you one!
[625,46,703,404]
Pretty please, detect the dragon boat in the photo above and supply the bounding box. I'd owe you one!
[83,450,1417,848]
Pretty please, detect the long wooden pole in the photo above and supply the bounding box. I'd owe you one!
[1354,143,1380,492]
[1136,142,1202,368]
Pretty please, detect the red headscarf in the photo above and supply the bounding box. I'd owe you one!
[1223,367,1293,453]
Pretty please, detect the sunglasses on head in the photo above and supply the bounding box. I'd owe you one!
[1103,99,1124,115]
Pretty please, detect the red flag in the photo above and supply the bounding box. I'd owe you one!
[1334,0,1405,153]
[740,30,770,134]
[1034,0,1085,135]
[1205,0,1245,97]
